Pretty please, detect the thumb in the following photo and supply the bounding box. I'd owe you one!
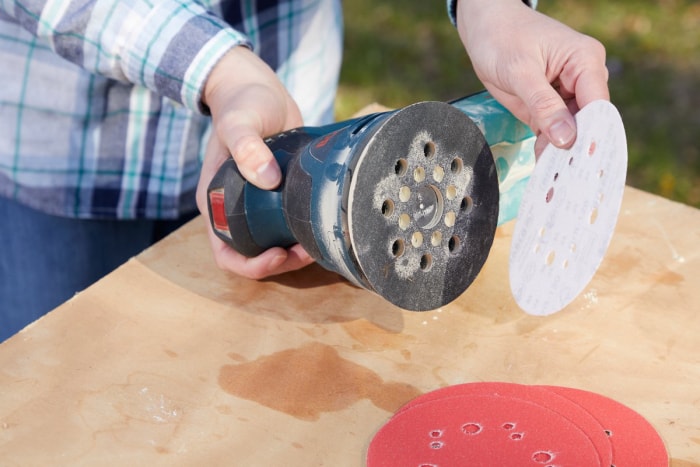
[516,77,577,149]
[211,86,288,190]
[227,123,282,190]
[540,107,577,149]
[525,87,576,148]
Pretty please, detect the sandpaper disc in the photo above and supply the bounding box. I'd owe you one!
[348,101,499,311]
[541,385,669,466]
[395,382,613,466]
[368,382,668,467]
[367,393,602,466]
[509,100,627,315]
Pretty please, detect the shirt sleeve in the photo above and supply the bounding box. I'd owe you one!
[4,0,250,113]
[446,0,537,26]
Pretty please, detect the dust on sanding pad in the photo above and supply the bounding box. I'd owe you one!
[348,102,499,311]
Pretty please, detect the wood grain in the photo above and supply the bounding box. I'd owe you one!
[0,186,698,465]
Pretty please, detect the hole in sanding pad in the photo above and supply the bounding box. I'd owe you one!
[395,159,408,176]
[450,157,463,174]
[391,239,405,257]
[420,254,433,271]
[424,142,436,158]
[433,166,445,182]
[381,199,394,217]
[414,167,426,182]
[461,196,473,214]
[444,211,456,228]
[448,235,461,254]
[411,232,424,248]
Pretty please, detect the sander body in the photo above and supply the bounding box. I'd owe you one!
[208,92,533,310]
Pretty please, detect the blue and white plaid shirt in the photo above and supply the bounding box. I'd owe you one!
[0,0,342,219]
[1,0,534,220]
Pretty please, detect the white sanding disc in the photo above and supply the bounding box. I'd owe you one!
[509,101,627,315]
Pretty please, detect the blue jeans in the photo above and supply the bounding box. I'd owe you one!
[0,196,196,342]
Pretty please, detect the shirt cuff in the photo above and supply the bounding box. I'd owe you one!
[447,0,536,26]
[121,0,251,113]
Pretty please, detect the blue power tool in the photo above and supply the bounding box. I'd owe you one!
[207,92,533,311]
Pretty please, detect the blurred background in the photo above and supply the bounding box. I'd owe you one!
[337,0,700,208]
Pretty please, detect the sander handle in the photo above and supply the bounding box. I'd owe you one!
[206,118,369,257]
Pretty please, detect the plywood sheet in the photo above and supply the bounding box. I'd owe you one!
[0,187,698,466]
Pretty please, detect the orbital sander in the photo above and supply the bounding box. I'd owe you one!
[207,92,534,311]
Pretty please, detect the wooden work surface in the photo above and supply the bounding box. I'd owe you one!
[0,186,699,465]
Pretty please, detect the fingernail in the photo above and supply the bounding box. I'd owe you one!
[549,119,576,147]
[256,161,281,188]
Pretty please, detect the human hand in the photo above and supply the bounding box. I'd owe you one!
[195,46,314,279]
[455,0,609,156]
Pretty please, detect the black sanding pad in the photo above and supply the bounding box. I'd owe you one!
[348,101,499,310]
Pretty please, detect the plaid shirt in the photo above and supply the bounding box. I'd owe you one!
[0,0,342,219]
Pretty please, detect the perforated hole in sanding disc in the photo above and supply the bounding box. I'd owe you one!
[348,102,499,311]
[510,100,627,315]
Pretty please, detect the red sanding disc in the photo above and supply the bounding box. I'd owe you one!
[395,382,612,465]
[366,393,602,466]
[540,386,669,467]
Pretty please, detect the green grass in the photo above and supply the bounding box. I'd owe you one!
[337,1,700,207]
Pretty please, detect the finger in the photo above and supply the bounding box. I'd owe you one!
[213,103,281,190]
[211,84,292,190]
[206,227,287,279]
[571,66,610,110]
[281,244,315,273]
[511,73,577,149]
[205,224,315,278]
[228,128,281,190]
[197,134,281,279]
[225,93,303,190]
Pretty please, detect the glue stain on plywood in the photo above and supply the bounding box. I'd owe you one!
[218,342,422,421]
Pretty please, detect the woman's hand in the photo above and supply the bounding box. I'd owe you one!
[195,46,314,279]
[456,0,609,155]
